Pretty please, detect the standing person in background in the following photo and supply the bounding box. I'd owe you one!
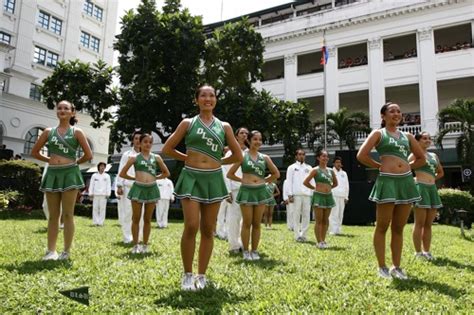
[226,127,249,254]
[329,156,349,235]
[264,181,280,229]
[216,147,232,240]
[286,149,314,242]
[162,85,243,291]
[32,100,93,261]
[357,102,425,280]
[156,177,175,229]
[410,132,444,260]
[116,130,143,244]
[282,179,293,231]
[89,162,111,226]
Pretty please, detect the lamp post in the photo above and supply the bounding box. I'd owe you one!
[455,209,468,237]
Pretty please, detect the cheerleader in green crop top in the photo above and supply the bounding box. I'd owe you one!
[357,103,426,280]
[264,182,280,229]
[410,132,444,261]
[120,133,170,254]
[227,130,280,261]
[303,149,338,249]
[31,100,93,261]
[162,85,243,290]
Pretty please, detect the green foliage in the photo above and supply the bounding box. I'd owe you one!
[0,190,20,210]
[41,59,117,129]
[0,160,42,208]
[438,188,474,224]
[113,0,205,149]
[312,107,372,150]
[0,217,472,312]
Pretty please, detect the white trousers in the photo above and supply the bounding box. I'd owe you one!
[118,186,144,243]
[226,190,242,250]
[92,195,107,225]
[286,202,294,230]
[156,199,170,227]
[329,196,346,234]
[292,195,312,240]
[216,199,229,238]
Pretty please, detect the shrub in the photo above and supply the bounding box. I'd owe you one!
[0,160,42,209]
[74,203,118,218]
[0,190,20,210]
[438,188,474,226]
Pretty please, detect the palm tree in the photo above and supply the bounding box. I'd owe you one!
[436,98,474,190]
[311,107,371,150]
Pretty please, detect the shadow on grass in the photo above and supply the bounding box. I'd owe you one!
[429,257,474,272]
[0,210,45,220]
[391,276,465,298]
[120,252,160,260]
[332,233,356,238]
[2,259,72,274]
[230,255,285,270]
[155,285,248,313]
[33,227,48,234]
[112,241,134,248]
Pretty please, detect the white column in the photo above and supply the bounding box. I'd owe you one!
[368,37,385,129]
[325,46,339,113]
[417,27,438,135]
[284,54,297,102]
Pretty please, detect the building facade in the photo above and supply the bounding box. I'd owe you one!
[0,0,118,165]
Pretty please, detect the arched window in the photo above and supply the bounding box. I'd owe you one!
[0,124,3,146]
[24,127,48,155]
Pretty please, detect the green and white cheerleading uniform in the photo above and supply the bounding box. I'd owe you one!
[311,167,336,208]
[266,182,278,206]
[236,152,273,205]
[127,153,161,203]
[174,116,229,203]
[368,128,421,204]
[40,127,85,192]
[414,152,443,209]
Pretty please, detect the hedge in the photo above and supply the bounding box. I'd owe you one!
[0,160,42,208]
[438,188,474,225]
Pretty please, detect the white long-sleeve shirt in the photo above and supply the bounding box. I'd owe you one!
[332,168,349,199]
[282,179,290,201]
[116,148,140,189]
[156,178,175,200]
[286,161,314,197]
[89,172,111,196]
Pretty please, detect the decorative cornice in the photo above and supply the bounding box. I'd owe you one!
[284,54,296,65]
[368,37,381,50]
[417,27,433,41]
[265,0,463,43]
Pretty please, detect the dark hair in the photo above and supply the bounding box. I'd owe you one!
[333,156,342,163]
[246,130,261,148]
[97,162,106,170]
[139,133,153,143]
[295,148,305,156]
[235,127,249,137]
[380,102,399,128]
[315,149,328,163]
[57,100,78,126]
[132,129,144,139]
[415,131,430,141]
[195,84,216,99]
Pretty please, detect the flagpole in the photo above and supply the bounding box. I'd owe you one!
[323,29,327,150]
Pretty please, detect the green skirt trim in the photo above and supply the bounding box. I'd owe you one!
[312,191,336,208]
[236,184,273,205]
[415,182,443,209]
[127,181,160,203]
[174,166,229,204]
[40,163,85,192]
[267,198,277,206]
[369,171,421,204]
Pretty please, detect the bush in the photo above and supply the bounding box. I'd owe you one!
[0,160,42,209]
[74,203,118,218]
[438,188,474,226]
[0,190,20,210]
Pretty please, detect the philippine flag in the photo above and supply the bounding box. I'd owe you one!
[320,44,328,65]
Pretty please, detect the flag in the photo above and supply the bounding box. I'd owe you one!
[59,286,90,306]
[320,44,328,65]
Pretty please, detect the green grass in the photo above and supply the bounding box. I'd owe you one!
[0,211,473,313]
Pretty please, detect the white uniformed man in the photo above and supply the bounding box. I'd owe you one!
[156,177,174,228]
[89,162,111,226]
[216,151,232,239]
[286,149,314,242]
[282,179,293,231]
[116,130,143,243]
[329,156,350,235]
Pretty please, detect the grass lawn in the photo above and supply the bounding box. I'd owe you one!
[0,210,473,313]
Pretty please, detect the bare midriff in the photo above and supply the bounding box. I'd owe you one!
[379,155,411,173]
[135,171,156,184]
[414,171,436,185]
[49,154,75,165]
[241,173,265,186]
[315,182,332,193]
[185,150,222,169]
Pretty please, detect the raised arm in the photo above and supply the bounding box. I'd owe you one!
[357,130,382,169]
[407,133,426,170]
[162,119,190,161]
[227,161,243,182]
[75,128,93,164]
[31,128,51,163]
[264,155,280,183]
[303,168,317,190]
[273,184,281,198]
[119,157,136,181]
[331,170,338,189]
[155,154,171,180]
[435,154,445,180]
[222,122,243,165]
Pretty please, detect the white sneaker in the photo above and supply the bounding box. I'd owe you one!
[57,251,70,260]
[322,241,329,249]
[42,250,58,261]
[131,245,141,254]
[250,251,260,261]
[59,223,64,229]
[181,273,196,291]
[195,274,207,290]
[141,245,149,254]
[414,252,425,259]
[390,266,408,280]
[243,251,252,261]
[423,252,435,261]
[316,242,325,249]
[378,267,391,279]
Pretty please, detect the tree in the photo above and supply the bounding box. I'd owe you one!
[436,98,474,191]
[113,0,205,150]
[311,107,371,150]
[41,59,117,128]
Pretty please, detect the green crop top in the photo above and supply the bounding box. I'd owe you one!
[47,127,79,160]
[241,152,266,178]
[314,167,334,186]
[415,152,438,178]
[376,128,410,162]
[185,115,226,162]
[134,153,159,177]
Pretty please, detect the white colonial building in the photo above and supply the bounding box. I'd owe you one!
[0,0,118,165]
